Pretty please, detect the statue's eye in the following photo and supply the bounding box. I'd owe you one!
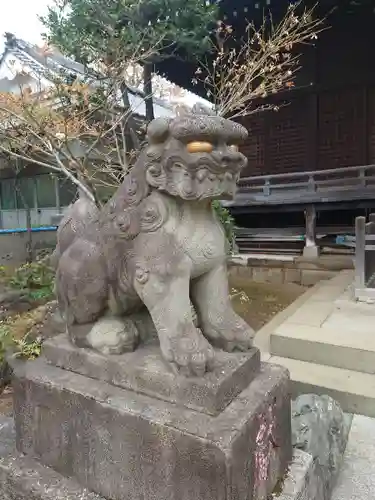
[228,144,239,152]
[186,141,214,153]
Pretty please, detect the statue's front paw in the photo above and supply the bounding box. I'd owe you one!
[162,328,215,377]
[203,313,255,353]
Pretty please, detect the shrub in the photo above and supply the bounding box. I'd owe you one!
[212,200,236,254]
[9,261,55,301]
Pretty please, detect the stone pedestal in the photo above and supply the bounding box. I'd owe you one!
[303,245,320,259]
[11,336,292,500]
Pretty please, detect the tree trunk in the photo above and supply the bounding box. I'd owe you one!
[143,63,154,122]
[120,82,140,151]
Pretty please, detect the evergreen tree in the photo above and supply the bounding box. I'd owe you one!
[41,0,218,121]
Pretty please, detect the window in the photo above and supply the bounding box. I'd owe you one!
[0,179,16,209]
[35,174,57,208]
[15,177,36,209]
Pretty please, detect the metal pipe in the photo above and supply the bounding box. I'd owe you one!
[0,226,57,235]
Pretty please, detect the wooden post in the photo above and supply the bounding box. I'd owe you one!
[303,204,319,258]
[54,175,61,214]
[366,214,375,288]
[26,207,32,264]
[355,216,366,291]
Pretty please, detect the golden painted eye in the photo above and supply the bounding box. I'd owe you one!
[186,141,214,153]
[228,144,239,152]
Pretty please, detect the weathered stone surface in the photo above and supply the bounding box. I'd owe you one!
[0,417,104,500]
[52,106,255,376]
[12,358,292,500]
[302,245,320,259]
[252,267,284,284]
[277,449,316,500]
[301,270,337,287]
[0,416,349,500]
[331,414,375,500]
[0,415,351,500]
[291,394,352,500]
[43,334,260,415]
[283,269,301,285]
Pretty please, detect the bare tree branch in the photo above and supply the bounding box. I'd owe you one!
[195,1,326,119]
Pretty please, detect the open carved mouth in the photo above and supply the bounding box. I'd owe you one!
[176,167,238,201]
[146,153,242,201]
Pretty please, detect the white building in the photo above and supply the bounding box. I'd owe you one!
[0,33,209,229]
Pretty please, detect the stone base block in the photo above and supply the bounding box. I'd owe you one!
[303,245,320,259]
[0,417,350,500]
[12,358,291,500]
[0,417,104,500]
[43,334,261,416]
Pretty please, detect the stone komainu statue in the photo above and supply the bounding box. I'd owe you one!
[53,105,255,376]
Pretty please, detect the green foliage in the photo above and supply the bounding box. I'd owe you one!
[212,200,236,254]
[0,325,12,364]
[0,326,43,363]
[0,266,6,279]
[13,333,43,360]
[41,0,218,66]
[9,261,55,302]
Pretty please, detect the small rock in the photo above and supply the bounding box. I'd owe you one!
[291,394,349,473]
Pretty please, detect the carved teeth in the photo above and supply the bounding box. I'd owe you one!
[225,172,233,181]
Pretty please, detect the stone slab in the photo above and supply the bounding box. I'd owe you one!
[269,356,375,418]
[43,334,260,416]
[335,292,375,315]
[0,417,104,500]
[332,415,375,500]
[270,323,375,374]
[285,301,333,327]
[0,415,349,500]
[300,270,336,287]
[12,358,292,500]
[302,245,320,259]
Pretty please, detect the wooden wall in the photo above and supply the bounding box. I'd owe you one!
[240,6,375,177]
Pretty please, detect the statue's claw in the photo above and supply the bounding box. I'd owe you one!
[162,328,215,377]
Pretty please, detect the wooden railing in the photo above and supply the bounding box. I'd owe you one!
[234,164,375,205]
[354,214,375,301]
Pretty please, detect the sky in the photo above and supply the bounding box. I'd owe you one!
[0,0,50,53]
[0,0,210,107]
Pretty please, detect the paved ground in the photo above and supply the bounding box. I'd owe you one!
[332,415,375,500]
[250,270,375,498]
[254,270,356,357]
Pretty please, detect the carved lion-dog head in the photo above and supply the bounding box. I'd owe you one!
[144,104,248,201]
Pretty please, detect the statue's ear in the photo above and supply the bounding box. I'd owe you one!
[191,103,216,116]
[147,117,171,144]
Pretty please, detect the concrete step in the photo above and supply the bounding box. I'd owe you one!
[269,356,375,418]
[270,322,375,374]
